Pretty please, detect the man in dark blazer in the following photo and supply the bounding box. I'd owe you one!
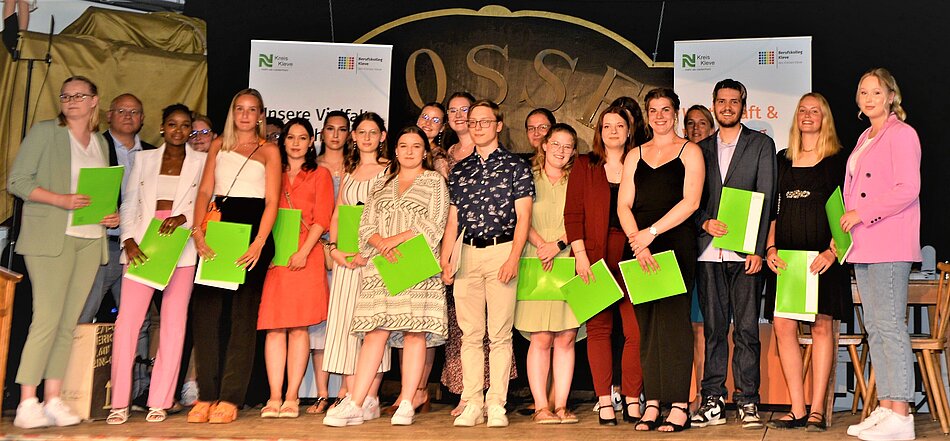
[690,79,776,430]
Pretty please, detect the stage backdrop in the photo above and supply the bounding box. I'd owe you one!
[248,40,393,150]
[674,36,812,150]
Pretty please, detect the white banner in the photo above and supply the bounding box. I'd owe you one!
[249,40,393,144]
[674,37,811,150]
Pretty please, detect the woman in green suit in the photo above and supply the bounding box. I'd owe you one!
[7,76,117,429]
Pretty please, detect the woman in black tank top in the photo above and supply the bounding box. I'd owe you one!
[617,88,705,432]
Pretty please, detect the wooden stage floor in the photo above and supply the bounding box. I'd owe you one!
[0,403,944,440]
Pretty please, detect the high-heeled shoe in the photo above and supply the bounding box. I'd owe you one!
[414,387,432,414]
[622,399,641,423]
[658,404,691,432]
[634,404,661,431]
[598,403,618,426]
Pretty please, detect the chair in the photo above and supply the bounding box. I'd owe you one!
[0,266,24,417]
[907,262,950,434]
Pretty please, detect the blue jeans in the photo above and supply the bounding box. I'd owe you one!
[855,262,915,402]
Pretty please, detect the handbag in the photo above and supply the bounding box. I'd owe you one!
[201,141,263,231]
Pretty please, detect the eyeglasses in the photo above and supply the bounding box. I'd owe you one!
[447,106,470,115]
[418,113,442,125]
[526,124,550,133]
[110,108,142,118]
[60,93,95,103]
[466,119,497,128]
[190,129,212,138]
[548,140,574,152]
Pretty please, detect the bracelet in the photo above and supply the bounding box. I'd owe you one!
[325,241,338,251]
[765,245,777,253]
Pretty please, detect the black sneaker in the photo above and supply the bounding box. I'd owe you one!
[690,395,726,427]
[738,402,763,429]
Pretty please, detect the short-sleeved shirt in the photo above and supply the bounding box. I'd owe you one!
[447,143,535,240]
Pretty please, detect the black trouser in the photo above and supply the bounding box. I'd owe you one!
[697,262,764,405]
[635,292,694,403]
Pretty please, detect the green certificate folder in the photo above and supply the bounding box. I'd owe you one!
[271,208,302,266]
[72,166,124,226]
[516,257,575,301]
[712,186,765,254]
[774,250,819,321]
[337,205,364,254]
[372,234,441,296]
[195,221,251,290]
[824,186,853,264]
[618,250,688,305]
[124,218,190,290]
[561,259,624,324]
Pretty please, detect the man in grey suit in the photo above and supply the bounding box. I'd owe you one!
[690,79,776,430]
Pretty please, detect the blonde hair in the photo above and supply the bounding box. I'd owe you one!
[856,68,907,121]
[221,88,266,151]
[57,76,100,132]
[786,93,841,162]
[531,123,577,180]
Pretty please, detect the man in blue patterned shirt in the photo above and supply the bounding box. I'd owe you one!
[441,100,534,428]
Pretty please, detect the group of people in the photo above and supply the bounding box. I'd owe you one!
[7,66,921,441]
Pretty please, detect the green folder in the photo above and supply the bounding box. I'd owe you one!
[372,234,441,296]
[618,250,688,305]
[124,218,190,290]
[824,186,854,264]
[561,259,624,324]
[337,205,364,254]
[72,166,124,226]
[712,186,765,254]
[774,249,819,321]
[516,257,575,301]
[271,208,302,266]
[195,221,251,290]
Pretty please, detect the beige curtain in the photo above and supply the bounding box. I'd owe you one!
[0,7,207,220]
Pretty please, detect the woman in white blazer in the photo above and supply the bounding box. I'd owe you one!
[108,104,207,424]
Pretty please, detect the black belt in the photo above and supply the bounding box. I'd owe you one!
[464,234,514,248]
[107,235,120,243]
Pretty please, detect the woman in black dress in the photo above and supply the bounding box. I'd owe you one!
[764,93,851,432]
[618,88,705,432]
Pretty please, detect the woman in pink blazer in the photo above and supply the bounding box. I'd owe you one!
[841,68,921,441]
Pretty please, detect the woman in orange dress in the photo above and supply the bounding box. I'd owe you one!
[257,117,334,418]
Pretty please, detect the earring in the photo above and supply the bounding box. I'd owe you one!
[160,129,165,135]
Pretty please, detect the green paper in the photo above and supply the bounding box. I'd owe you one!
[195,221,251,288]
[124,218,190,290]
[774,249,819,321]
[619,250,688,305]
[824,186,854,264]
[337,205,364,254]
[271,208,302,266]
[72,166,124,226]
[372,234,441,296]
[516,257,575,301]
[712,186,765,254]
[561,259,624,324]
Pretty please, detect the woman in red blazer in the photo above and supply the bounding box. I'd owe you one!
[564,105,643,425]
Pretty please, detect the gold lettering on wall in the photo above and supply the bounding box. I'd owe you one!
[466,44,509,104]
[578,65,647,129]
[520,49,577,111]
[406,49,448,108]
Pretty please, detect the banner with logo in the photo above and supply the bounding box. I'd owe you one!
[674,37,811,150]
[249,40,393,144]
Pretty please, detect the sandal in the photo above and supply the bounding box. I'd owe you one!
[107,407,130,425]
[209,400,238,424]
[805,412,827,432]
[555,407,578,424]
[598,403,618,426]
[146,407,167,423]
[622,399,641,423]
[187,401,213,423]
[278,399,300,418]
[658,404,691,432]
[414,387,432,413]
[306,396,329,414]
[532,408,560,424]
[261,399,281,418]
[635,404,661,431]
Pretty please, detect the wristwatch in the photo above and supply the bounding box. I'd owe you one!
[648,225,658,236]
[556,240,568,251]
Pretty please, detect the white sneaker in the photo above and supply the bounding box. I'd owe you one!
[691,395,727,427]
[858,412,915,441]
[362,396,380,421]
[13,398,50,429]
[486,404,508,428]
[453,403,485,427]
[44,397,82,427]
[391,400,415,426]
[180,380,198,407]
[848,407,894,436]
[611,388,623,411]
[323,400,364,427]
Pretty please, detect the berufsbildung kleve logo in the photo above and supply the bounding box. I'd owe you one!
[338,56,355,70]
